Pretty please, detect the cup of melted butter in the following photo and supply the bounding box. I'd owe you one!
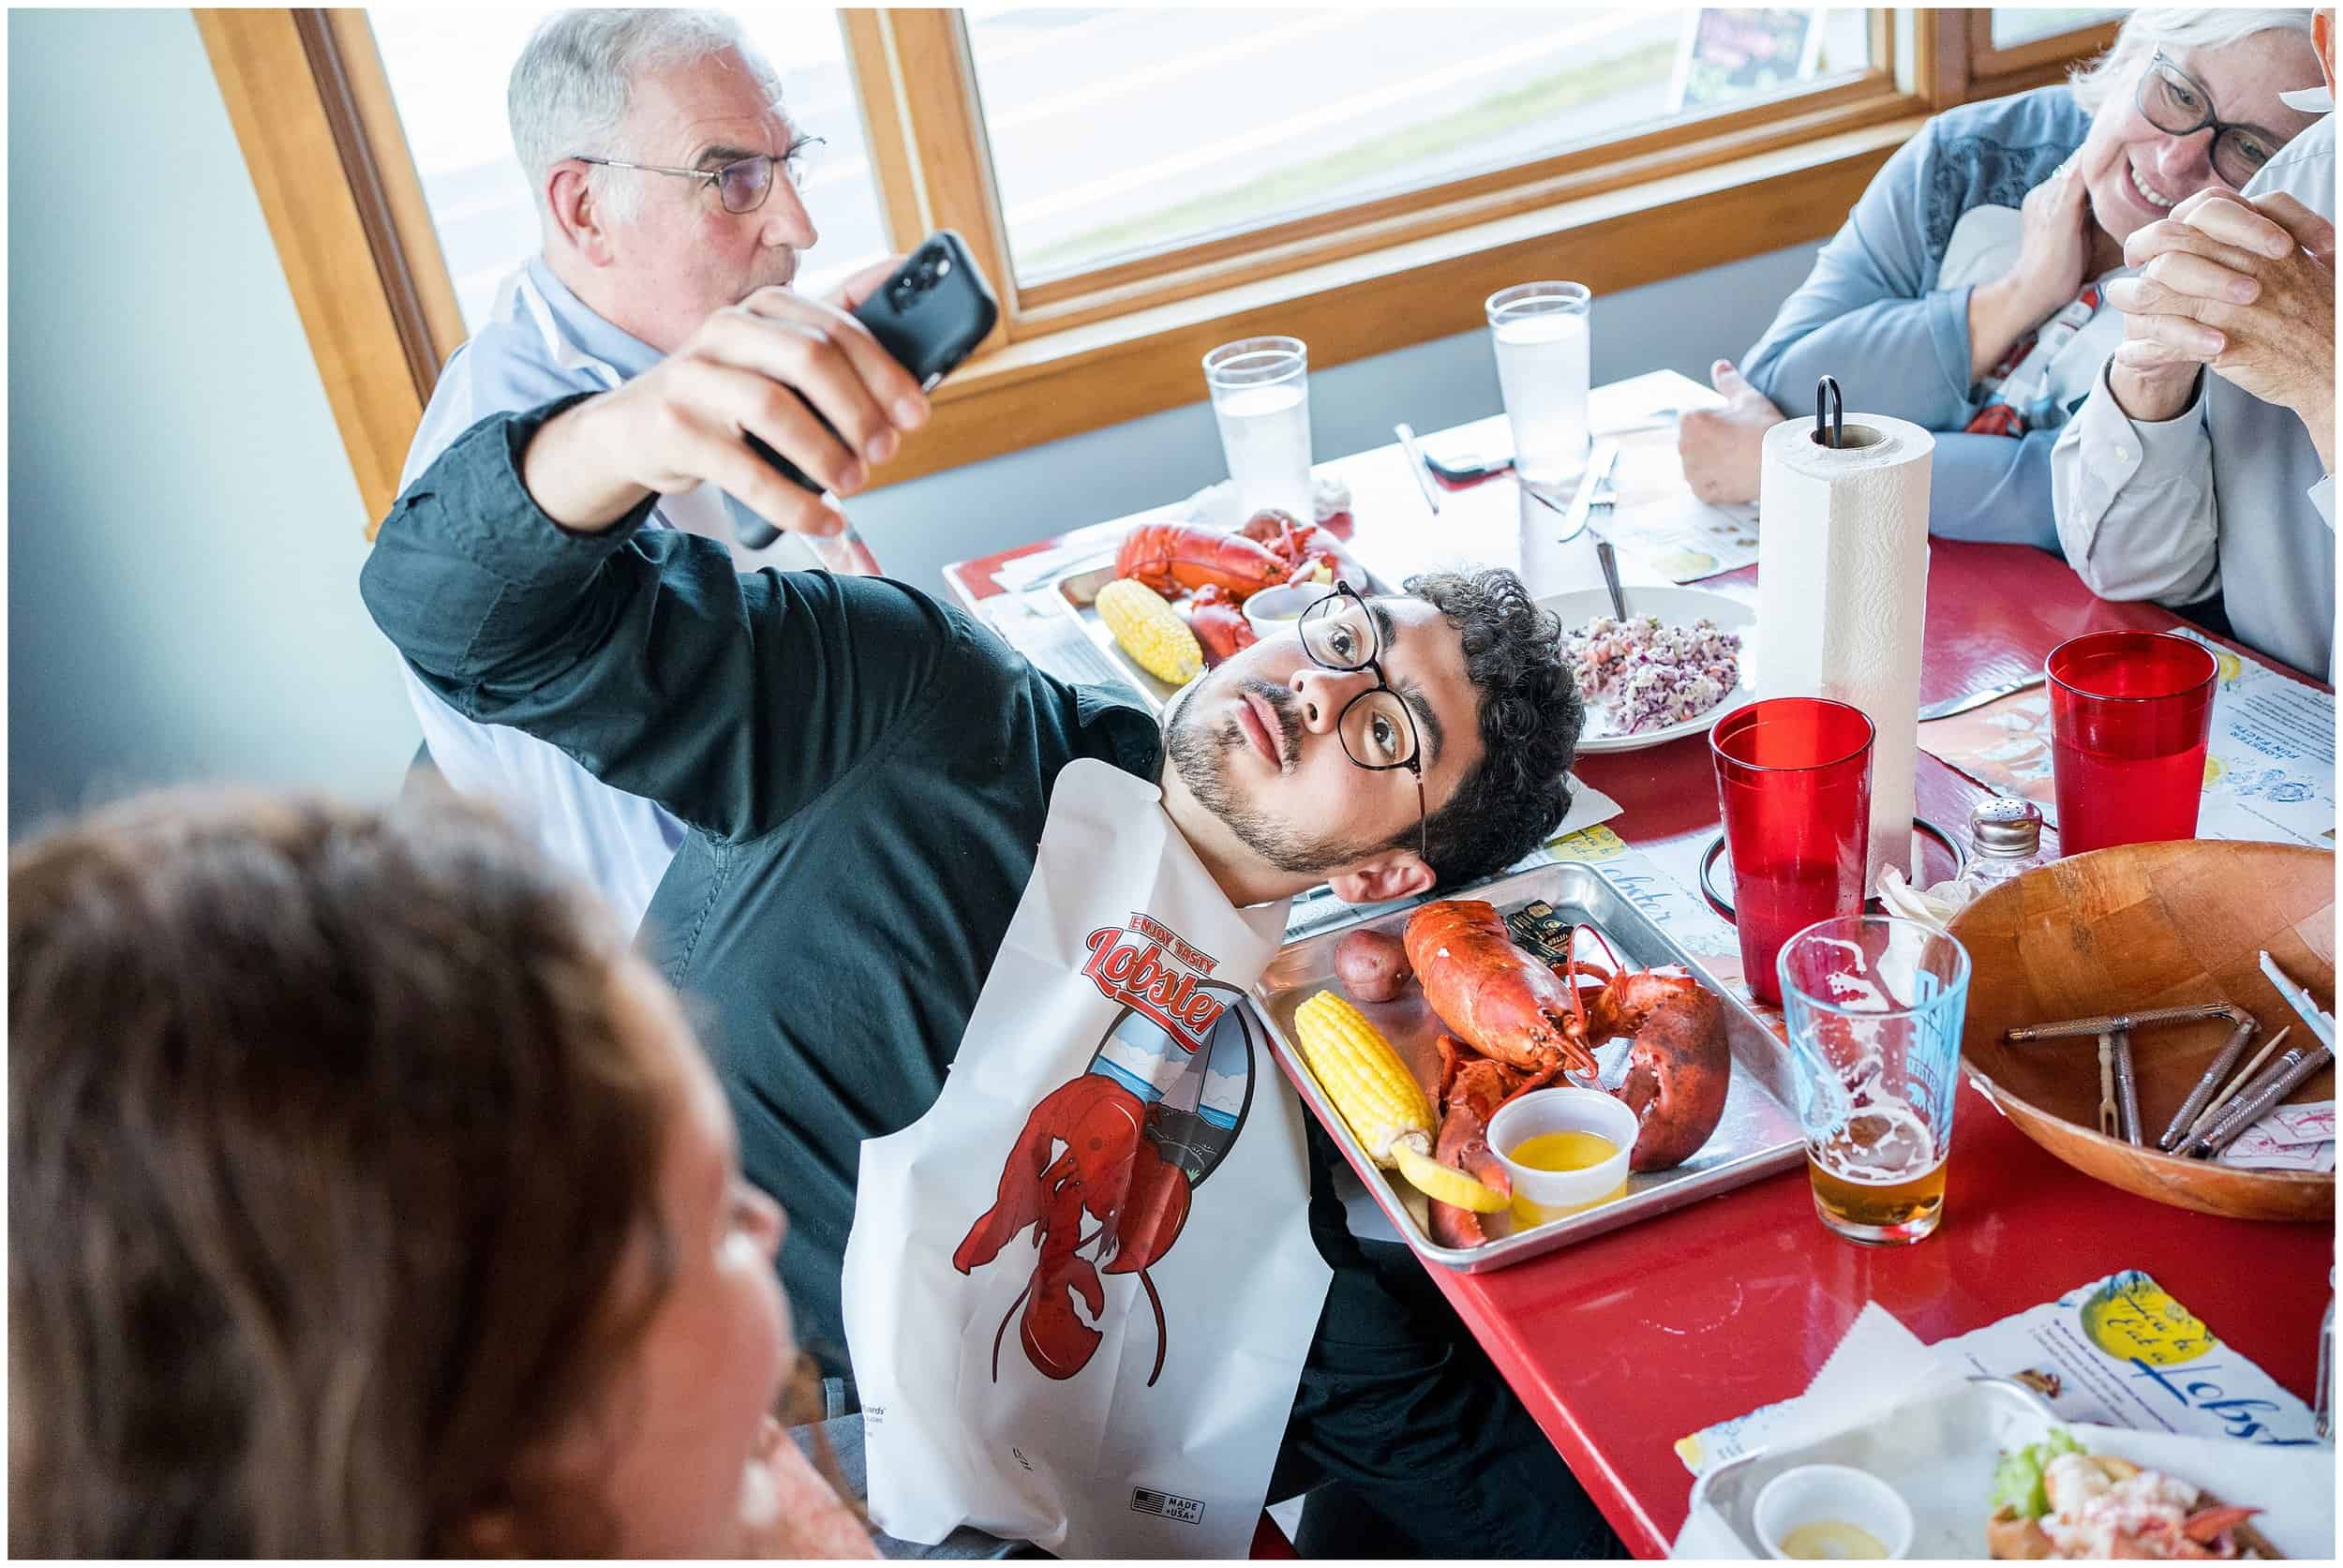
[1778,1520,1888,1559]
[1753,1464,1913,1560]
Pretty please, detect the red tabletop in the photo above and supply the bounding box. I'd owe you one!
[944,384,2336,1559]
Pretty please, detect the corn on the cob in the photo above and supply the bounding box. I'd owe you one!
[1096,578,1203,685]
[1291,992,1505,1214]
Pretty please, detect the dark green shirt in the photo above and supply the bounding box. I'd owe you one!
[361,401,1163,1374]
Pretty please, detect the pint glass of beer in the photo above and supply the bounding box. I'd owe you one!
[1777,916,1971,1246]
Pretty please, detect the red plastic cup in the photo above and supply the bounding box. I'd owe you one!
[2047,631,2217,857]
[1710,698,1874,1007]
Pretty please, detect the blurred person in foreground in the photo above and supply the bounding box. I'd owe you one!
[391,8,916,935]
[1678,8,2321,553]
[8,790,873,1559]
[2054,7,2337,678]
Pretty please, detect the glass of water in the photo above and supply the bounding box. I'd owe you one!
[1203,336,1313,523]
[1486,282,1591,489]
[1777,916,1971,1247]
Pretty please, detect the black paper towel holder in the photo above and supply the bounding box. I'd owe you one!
[1813,374,1843,449]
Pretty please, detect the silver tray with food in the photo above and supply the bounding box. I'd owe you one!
[1047,512,1383,713]
[1689,1378,2306,1559]
[1246,859,1804,1274]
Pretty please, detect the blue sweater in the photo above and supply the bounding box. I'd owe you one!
[1742,88,2095,551]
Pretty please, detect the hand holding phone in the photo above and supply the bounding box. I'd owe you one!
[515,237,996,552]
[737,231,999,554]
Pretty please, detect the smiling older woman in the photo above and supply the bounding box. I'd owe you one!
[1677,8,2321,549]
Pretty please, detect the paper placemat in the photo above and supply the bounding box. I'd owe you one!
[1918,630,2336,850]
[1675,1268,2322,1477]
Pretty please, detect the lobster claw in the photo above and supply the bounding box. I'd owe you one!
[1097,1136,1190,1274]
[1019,1176,1105,1381]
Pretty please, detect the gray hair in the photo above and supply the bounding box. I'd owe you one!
[507,9,785,223]
[2069,7,2317,112]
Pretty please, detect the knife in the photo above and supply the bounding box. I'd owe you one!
[1393,423,1443,515]
[1548,441,1621,544]
[2260,950,2336,1050]
[1917,671,2047,723]
[1586,458,1629,620]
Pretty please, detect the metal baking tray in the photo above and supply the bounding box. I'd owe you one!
[1687,1378,2059,1558]
[1247,859,1805,1273]
[1055,560,1183,710]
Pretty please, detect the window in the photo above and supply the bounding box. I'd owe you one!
[369,8,890,332]
[965,7,1876,285]
[202,8,2124,521]
[1990,8,2124,52]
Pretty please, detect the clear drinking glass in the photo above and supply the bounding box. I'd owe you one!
[1777,916,1972,1247]
[1485,282,1592,488]
[1203,336,1313,523]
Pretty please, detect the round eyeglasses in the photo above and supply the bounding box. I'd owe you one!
[2137,52,2285,189]
[1297,584,1430,864]
[575,137,825,216]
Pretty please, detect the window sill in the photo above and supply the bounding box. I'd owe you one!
[873,112,1925,488]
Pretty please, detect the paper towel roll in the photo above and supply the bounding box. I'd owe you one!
[1754,413,1933,885]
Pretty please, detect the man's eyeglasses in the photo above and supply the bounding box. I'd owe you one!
[2138,52,2286,189]
[575,138,825,216]
[1297,583,1430,865]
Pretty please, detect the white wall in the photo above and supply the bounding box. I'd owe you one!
[7,7,418,829]
[6,7,1822,827]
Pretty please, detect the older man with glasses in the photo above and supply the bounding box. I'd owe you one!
[383,8,927,936]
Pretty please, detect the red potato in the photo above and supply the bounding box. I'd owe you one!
[1333,929,1412,1003]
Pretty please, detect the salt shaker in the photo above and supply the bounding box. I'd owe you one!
[1956,797,2046,893]
[1917,797,2046,916]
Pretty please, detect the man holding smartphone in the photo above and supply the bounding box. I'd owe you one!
[366,366,1610,1553]
[389,8,926,935]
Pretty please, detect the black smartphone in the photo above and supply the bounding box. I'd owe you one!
[736,231,1000,547]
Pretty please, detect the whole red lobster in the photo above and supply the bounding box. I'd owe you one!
[1404,901,1600,1080]
[952,1074,1192,1385]
[1403,900,1731,1202]
[1113,522,1287,599]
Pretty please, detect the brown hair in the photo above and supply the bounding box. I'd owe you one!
[8,790,674,1556]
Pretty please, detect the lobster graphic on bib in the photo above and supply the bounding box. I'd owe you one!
[953,920,1259,1387]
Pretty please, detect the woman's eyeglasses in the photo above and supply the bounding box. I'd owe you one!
[2137,52,2285,189]
[575,137,826,216]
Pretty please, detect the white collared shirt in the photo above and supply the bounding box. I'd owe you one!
[2052,116,2336,679]
[393,261,813,932]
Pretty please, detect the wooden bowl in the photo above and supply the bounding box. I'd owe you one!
[1951,840,2335,1222]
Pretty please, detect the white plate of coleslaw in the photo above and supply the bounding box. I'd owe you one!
[1540,586,1756,754]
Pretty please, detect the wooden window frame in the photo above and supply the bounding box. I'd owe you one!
[199,7,2115,519]
[1965,10,2125,102]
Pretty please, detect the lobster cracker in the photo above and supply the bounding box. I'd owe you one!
[2097,1032,2121,1141]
